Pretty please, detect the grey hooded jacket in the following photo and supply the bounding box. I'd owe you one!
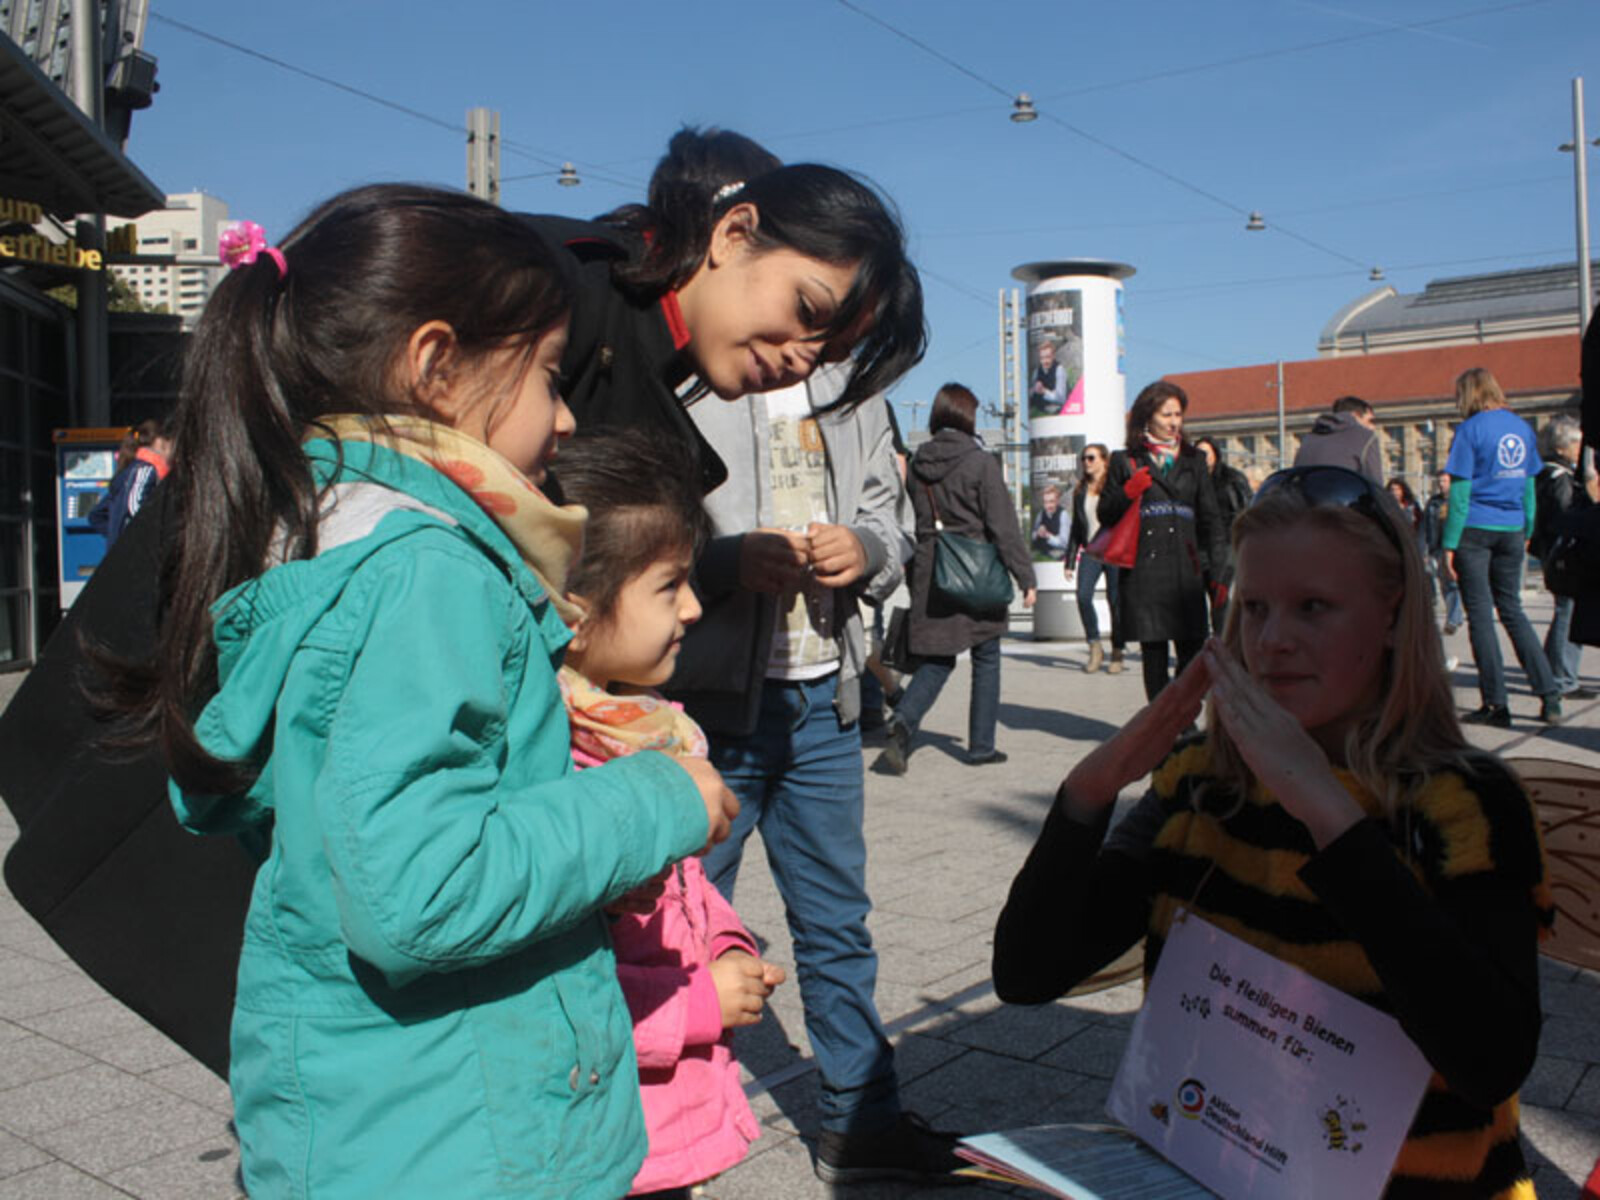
[664,364,914,736]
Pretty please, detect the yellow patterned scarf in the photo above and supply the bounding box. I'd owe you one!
[557,665,707,766]
[320,415,586,624]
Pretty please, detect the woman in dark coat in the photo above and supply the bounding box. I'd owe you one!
[1098,380,1227,701]
[881,384,1036,773]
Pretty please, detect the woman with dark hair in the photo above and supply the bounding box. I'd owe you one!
[527,127,926,495]
[881,384,1036,773]
[1063,443,1124,673]
[1098,381,1226,701]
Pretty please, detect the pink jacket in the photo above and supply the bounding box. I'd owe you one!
[611,855,762,1193]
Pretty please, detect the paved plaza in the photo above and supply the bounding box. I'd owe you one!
[0,597,1597,1198]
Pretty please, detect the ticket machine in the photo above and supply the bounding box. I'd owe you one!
[54,428,126,609]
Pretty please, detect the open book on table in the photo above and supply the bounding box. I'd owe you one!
[956,1123,1215,1199]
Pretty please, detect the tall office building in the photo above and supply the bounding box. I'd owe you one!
[112,191,229,327]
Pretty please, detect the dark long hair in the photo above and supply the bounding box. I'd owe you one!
[602,127,926,413]
[106,184,573,796]
[929,383,979,436]
[1125,380,1188,451]
[547,427,711,625]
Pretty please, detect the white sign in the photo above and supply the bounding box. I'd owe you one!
[1107,913,1431,1200]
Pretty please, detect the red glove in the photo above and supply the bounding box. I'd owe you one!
[1124,466,1154,500]
[1211,581,1229,610]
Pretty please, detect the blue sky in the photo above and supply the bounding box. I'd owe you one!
[128,1,1598,430]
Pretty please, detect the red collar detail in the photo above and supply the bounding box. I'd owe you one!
[660,291,691,351]
[135,447,171,480]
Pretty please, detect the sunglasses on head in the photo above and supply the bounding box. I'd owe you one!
[1252,465,1403,555]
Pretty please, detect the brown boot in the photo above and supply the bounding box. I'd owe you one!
[1085,640,1104,673]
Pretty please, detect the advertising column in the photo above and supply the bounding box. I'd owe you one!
[1011,260,1135,640]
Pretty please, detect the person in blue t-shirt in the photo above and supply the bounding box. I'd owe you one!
[1441,366,1561,727]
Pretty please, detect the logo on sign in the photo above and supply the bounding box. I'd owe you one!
[1177,1078,1206,1118]
[1496,434,1527,470]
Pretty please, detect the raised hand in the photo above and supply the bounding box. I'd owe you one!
[1059,650,1212,820]
[1202,641,1363,849]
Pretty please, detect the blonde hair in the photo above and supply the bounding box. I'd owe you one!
[1454,366,1506,418]
[1207,488,1468,816]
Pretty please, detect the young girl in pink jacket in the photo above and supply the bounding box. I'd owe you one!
[552,428,787,1199]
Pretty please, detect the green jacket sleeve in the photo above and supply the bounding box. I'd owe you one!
[315,541,708,987]
[1442,477,1472,550]
[1524,476,1537,542]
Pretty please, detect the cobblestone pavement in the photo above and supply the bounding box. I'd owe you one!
[0,598,1596,1198]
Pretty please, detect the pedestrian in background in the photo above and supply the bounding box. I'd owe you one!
[1063,443,1124,674]
[1293,394,1384,483]
[1532,415,1593,701]
[1099,381,1227,701]
[1195,435,1251,632]
[1424,468,1465,635]
[1442,366,1562,727]
[883,383,1037,772]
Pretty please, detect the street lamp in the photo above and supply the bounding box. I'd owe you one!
[1011,94,1038,123]
[557,162,580,187]
[1246,211,1266,231]
[1558,77,1598,334]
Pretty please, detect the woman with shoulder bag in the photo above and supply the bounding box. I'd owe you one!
[1063,443,1125,674]
[879,384,1036,773]
[1098,381,1227,702]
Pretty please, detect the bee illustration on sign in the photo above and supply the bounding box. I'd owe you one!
[1320,1094,1367,1154]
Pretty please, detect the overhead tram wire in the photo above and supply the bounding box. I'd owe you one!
[148,12,642,190]
[834,0,1374,272]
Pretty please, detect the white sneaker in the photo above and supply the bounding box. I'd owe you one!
[1444,655,1460,672]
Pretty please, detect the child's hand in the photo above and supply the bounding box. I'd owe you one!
[677,756,739,853]
[605,867,670,917]
[710,950,781,1029]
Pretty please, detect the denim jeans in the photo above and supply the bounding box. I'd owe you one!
[1546,593,1584,694]
[701,674,899,1135]
[1074,560,1123,648]
[891,635,1003,757]
[1454,527,1558,706]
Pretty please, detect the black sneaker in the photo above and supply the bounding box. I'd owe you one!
[1564,686,1598,701]
[879,719,912,775]
[814,1111,966,1185]
[1462,704,1512,728]
[965,749,1008,766]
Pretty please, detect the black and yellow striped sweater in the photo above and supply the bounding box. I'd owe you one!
[994,740,1554,1200]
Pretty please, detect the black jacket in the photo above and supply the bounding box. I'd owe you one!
[907,431,1036,657]
[1531,460,1585,560]
[1098,445,1225,644]
[521,214,728,496]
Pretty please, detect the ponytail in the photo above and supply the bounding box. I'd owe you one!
[100,184,573,795]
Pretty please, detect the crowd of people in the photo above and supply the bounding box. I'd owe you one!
[0,123,1584,1199]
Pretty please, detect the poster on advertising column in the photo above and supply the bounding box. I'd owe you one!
[1106,912,1432,1200]
[1027,289,1084,419]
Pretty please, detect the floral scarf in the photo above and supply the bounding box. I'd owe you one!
[1143,431,1180,473]
[319,415,586,624]
[557,665,708,767]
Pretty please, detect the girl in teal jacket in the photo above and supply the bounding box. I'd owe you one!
[106,186,736,1197]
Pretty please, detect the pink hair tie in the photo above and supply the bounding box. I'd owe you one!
[218,220,287,279]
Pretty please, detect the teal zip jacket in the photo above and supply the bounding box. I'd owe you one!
[171,441,708,1198]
